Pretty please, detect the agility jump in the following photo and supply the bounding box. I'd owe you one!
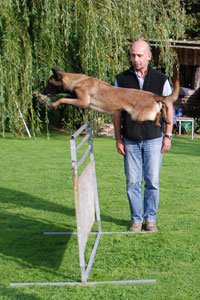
[10,122,156,287]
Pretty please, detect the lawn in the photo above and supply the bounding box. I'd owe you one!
[0,132,200,299]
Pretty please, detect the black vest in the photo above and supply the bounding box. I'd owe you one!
[115,66,168,141]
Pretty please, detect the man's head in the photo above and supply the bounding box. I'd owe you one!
[131,40,152,74]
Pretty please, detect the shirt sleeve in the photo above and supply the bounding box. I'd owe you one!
[162,80,172,96]
[114,78,119,87]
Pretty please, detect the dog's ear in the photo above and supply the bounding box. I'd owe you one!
[52,67,62,81]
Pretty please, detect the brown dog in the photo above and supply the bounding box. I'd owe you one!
[43,68,179,126]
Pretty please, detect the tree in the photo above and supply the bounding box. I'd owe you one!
[183,0,200,40]
[0,0,188,136]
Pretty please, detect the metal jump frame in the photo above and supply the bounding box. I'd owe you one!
[10,122,156,287]
[70,121,101,283]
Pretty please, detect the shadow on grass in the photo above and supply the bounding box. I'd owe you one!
[0,186,75,217]
[0,187,75,270]
[0,285,41,300]
[0,186,130,277]
[0,186,130,229]
[100,214,130,229]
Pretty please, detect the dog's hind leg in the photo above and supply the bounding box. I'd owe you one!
[162,104,171,124]
[155,112,161,126]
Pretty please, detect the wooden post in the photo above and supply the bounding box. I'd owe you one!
[194,67,200,90]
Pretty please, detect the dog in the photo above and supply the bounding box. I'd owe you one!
[42,67,180,126]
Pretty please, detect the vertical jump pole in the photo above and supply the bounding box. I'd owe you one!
[88,125,102,233]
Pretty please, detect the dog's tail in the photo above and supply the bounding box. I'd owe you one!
[162,79,180,103]
[154,79,180,104]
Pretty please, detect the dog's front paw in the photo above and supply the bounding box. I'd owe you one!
[33,91,54,110]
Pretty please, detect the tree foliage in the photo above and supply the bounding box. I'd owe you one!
[0,0,188,136]
[183,0,200,40]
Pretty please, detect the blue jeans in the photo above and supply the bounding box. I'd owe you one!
[124,137,163,223]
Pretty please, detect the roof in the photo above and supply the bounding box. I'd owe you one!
[150,40,200,66]
[150,39,200,50]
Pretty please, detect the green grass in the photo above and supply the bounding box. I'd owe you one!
[0,133,200,299]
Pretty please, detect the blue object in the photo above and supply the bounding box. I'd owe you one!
[173,108,182,125]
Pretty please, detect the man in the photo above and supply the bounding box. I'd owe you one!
[113,40,174,233]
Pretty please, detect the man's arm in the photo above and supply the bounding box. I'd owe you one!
[113,112,126,156]
[161,79,174,153]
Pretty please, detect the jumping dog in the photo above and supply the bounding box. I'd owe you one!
[42,67,179,126]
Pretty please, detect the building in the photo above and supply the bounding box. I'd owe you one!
[150,40,200,89]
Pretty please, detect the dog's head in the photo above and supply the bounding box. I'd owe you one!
[43,67,65,95]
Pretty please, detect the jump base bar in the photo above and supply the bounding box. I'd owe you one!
[10,279,156,287]
[43,231,154,235]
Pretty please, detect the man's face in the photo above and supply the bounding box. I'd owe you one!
[131,42,152,72]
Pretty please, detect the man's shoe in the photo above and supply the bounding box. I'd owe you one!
[146,221,158,232]
[130,222,142,233]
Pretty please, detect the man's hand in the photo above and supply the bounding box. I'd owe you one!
[116,138,126,156]
[161,136,172,153]
[113,112,126,155]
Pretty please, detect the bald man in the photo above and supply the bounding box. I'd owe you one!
[113,40,174,233]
